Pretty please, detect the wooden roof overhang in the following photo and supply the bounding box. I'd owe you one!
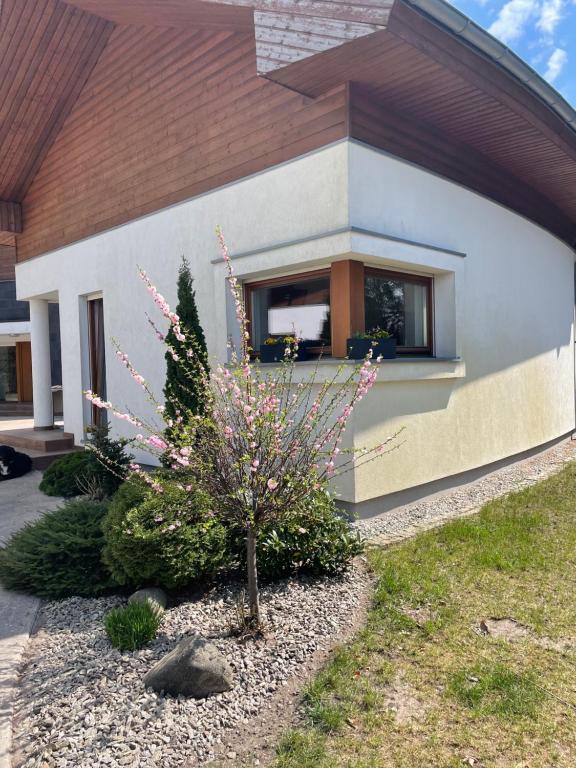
[249,0,576,245]
[1,0,575,247]
[0,0,114,237]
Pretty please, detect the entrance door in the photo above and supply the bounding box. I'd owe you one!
[15,341,33,401]
[87,297,107,426]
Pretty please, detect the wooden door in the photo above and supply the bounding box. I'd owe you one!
[15,341,33,402]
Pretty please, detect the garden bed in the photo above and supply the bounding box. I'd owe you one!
[13,567,371,768]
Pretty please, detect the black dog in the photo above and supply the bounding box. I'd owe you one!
[0,445,32,481]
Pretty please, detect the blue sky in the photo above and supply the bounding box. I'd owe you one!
[448,0,576,107]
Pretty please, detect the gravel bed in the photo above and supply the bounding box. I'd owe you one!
[356,438,576,542]
[13,569,369,768]
[14,439,576,767]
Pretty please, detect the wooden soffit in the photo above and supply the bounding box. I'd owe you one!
[0,0,114,202]
[0,201,22,234]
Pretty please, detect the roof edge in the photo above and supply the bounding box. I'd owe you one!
[406,0,576,134]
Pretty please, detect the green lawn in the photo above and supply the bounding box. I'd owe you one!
[273,462,576,768]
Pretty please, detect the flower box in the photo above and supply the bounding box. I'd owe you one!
[259,342,309,363]
[347,337,397,360]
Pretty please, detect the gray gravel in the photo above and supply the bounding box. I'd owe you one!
[356,438,576,543]
[13,570,369,768]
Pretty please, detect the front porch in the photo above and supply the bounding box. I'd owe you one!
[0,417,74,470]
[0,296,70,469]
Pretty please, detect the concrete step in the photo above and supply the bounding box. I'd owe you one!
[0,428,75,453]
[28,448,79,471]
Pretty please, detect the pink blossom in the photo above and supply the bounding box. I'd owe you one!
[147,435,168,450]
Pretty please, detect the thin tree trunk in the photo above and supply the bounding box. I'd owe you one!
[246,525,260,627]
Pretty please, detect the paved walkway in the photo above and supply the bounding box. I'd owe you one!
[0,472,62,768]
[0,419,34,433]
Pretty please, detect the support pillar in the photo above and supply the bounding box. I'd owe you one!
[29,299,53,429]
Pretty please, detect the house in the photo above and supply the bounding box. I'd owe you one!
[2,0,575,512]
[0,238,32,408]
[0,240,62,416]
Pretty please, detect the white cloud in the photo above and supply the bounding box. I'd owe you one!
[488,0,540,44]
[537,0,565,34]
[544,47,568,81]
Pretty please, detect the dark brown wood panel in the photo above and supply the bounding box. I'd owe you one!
[64,0,393,26]
[63,0,254,30]
[0,0,114,201]
[0,243,16,280]
[18,27,348,260]
[0,201,22,233]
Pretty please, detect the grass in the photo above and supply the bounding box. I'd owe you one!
[272,461,576,768]
[104,600,163,651]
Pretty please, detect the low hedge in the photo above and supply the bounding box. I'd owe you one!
[101,475,229,589]
[236,490,363,582]
[39,424,132,499]
[0,498,114,598]
[39,451,97,498]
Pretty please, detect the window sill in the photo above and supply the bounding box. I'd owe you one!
[257,357,466,383]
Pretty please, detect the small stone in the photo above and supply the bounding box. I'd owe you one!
[128,588,168,613]
[143,636,235,699]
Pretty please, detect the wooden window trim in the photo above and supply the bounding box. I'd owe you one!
[364,266,434,355]
[244,268,332,357]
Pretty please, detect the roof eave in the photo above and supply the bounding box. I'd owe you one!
[405,0,576,136]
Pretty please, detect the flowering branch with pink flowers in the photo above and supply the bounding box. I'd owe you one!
[84,231,402,627]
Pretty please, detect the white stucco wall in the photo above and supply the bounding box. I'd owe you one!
[0,321,30,346]
[15,139,576,506]
[347,141,575,503]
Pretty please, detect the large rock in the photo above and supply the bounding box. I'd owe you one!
[143,636,234,698]
[128,588,167,614]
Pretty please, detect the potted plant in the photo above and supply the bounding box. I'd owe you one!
[347,328,397,360]
[259,336,309,363]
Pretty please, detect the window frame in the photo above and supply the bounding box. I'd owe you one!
[244,267,332,357]
[364,266,434,356]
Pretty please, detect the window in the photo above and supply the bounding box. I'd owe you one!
[245,270,331,353]
[87,297,107,426]
[0,347,17,399]
[243,262,433,360]
[364,268,432,354]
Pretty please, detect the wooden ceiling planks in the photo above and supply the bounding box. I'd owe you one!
[63,0,394,26]
[16,25,349,261]
[0,201,22,233]
[0,0,114,201]
[61,0,254,30]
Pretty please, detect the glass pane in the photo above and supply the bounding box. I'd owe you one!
[0,347,17,400]
[250,276,330,349]
[364,273,428,348]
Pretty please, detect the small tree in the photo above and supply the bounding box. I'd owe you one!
[163,258,209,432]
[86,234,401,628]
